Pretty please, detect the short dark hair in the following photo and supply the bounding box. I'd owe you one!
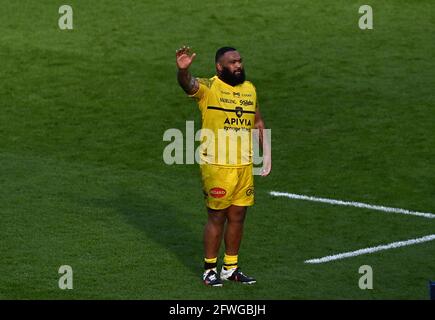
[215,46,237,63]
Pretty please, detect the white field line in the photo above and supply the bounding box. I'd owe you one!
[269,191,435,219]
[304,234,435,264]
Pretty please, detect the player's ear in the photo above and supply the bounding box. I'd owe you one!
[216,62,223,73]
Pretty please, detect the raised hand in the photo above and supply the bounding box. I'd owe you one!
[176,46,197,70]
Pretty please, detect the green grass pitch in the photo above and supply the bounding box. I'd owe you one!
[1,0,434,299]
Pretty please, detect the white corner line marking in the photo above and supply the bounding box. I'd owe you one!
[304,234,435,264]
[269,191,435,219]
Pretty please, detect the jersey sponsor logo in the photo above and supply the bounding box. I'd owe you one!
[242,93,252,97]
[224,118,252,126]
[246,187,254,196]
[220,98,237,104]
[220,91,231,95]
[239,99,254,106]
[210,187,226,198]
[233,92,240,97]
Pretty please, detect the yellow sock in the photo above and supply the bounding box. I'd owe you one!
[223,254,238,270]
[204,257,217,270]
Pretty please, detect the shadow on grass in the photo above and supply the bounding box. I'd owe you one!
[109,189,204,276]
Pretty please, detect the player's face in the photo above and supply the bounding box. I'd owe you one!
[219,51,243,74]
[217,51,246,86]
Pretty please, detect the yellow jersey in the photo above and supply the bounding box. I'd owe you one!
[190,75,257,167]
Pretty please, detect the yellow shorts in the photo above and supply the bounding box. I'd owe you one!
[200,163,254,210]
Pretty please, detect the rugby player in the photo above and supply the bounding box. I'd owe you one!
[176,46,271,286]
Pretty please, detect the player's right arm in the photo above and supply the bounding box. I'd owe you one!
[176,46,199,95]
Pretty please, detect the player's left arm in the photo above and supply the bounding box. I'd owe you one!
[255,105,272,177]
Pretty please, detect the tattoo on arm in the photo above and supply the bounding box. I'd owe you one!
[177,69,199,95]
